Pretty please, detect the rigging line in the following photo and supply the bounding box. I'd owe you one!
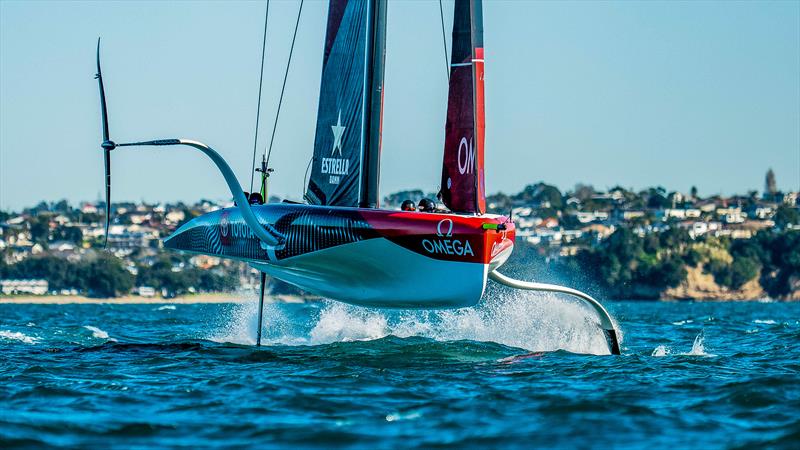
[438,0,449,82]
[264,0,304,169]
[249,0,271,193]
[302,156,314,199]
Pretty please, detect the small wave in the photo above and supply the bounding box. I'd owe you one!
[0,330,39,344]
[753,319,777,325]
[672,320,693,326]
[78,342,204,353]
[651,345,670,357]
[157,305,177,311]
[83,325,117,342]
[385,410,422,422]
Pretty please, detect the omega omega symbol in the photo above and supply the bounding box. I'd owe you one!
[437,218,454,237]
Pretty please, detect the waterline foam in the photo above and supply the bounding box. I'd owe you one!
[210,288,617,355]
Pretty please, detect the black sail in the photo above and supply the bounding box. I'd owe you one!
[305,0,387,208]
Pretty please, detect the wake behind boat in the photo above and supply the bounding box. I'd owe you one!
[93,0,621,354]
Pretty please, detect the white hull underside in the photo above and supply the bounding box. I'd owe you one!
[251,238,500,309]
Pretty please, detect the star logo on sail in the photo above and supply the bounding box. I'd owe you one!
[322,110,350,184]
[331,111,345,156]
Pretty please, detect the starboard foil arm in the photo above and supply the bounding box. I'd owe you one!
[488,270,621,355]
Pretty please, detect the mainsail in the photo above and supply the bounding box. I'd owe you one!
[305,0,387,208]
[440,0,485,214]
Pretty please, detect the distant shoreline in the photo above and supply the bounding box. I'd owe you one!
[0,294,791,304]
[0,293,311,305]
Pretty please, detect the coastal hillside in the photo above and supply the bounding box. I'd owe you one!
[2,179,798,301]
[504,227,799,301]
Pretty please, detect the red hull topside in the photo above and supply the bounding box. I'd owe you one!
[357,208,515,265]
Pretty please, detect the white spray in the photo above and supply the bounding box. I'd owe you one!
[209,288,618,355]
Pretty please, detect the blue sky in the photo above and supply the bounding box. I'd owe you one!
[1,0,798,211]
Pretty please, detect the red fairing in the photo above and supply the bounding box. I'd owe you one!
[359,210,514,264]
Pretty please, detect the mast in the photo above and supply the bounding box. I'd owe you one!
[360,0,387,208]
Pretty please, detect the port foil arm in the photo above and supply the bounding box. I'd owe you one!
[117,139,283,247]
[488,270,621,355]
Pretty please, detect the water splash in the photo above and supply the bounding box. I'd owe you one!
[652,332,715,357]
[208,296,300,346]
[652,345,670,357]
[0,330,39,344]
[309,304,388,344]
[83,325,117,342]
[157,305,177,311]
[753,319,777,325]
[211,288,618,355]
[208,298,258,345]
[683,333,713,356]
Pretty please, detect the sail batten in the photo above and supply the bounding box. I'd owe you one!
[440,0,485,214]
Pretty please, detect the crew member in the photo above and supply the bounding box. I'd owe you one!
[418,198,436,212]
[249,192,264,205]
[400,200,416,211]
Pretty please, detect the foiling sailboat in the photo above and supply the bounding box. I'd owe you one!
[94,0,621,354]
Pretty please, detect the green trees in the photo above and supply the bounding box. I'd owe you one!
[509,226,799,299]
[560,227,688,298]
[2,255,77,290]
[514,183,563,209]
[755,231,800,298]
[81,254,134,297]
[52,226,83,244]
[774,206,799,229]
[28,216,50,245]
[1,251,242,298]
[705,231,800,295]
[0,253,134,297]
[135,255,237,297]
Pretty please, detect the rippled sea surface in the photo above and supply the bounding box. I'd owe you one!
[1,291,799,449]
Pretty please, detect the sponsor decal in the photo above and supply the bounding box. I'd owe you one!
[490,229,510,258]
[422,218,474,257]
[437,218,454,237]
[323,110,349,185]
[422,238,474,257]
[321,157,349,181]
[331,111,346,156]
[229,223,256,239]
[219,212,258,246]
[219,211,231,246]
[457,137,474,175]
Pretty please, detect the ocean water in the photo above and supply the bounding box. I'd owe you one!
[1,290,798,449]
